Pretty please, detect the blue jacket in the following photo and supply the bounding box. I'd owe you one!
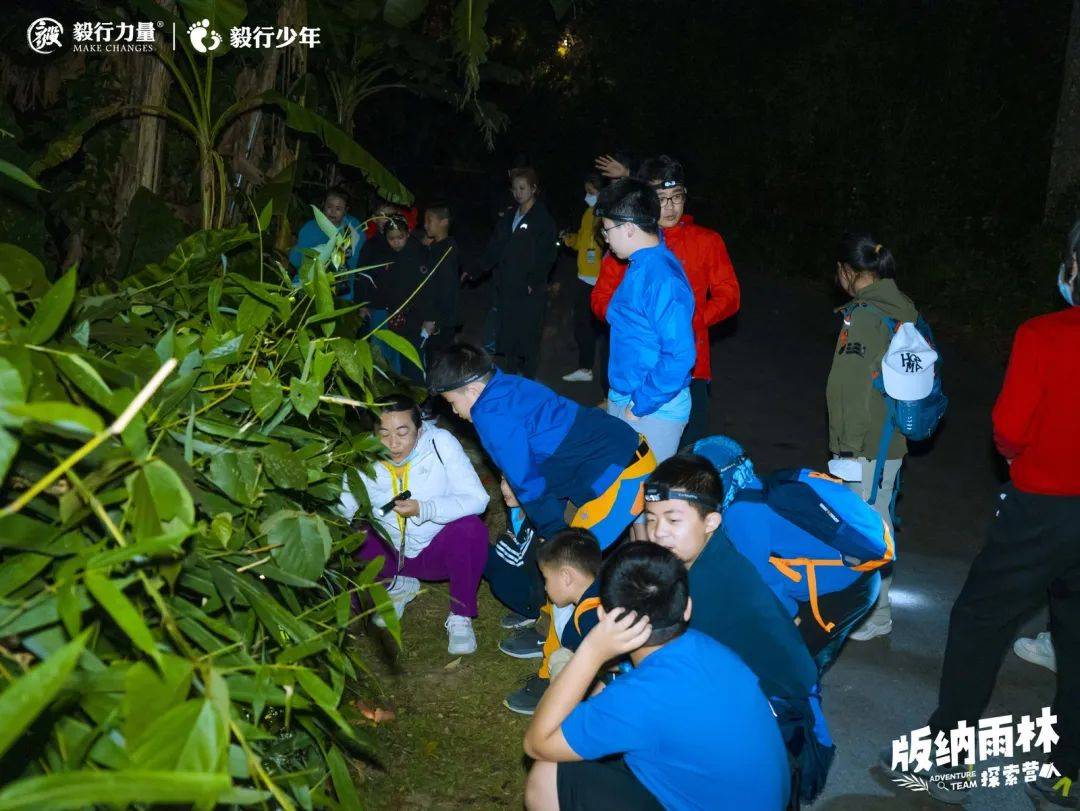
[723,493,864,617]
[606,242,696,417]
[288,215,365,300]
[471,370,639,535]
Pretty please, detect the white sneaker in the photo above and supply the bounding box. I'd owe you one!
[372,576,420,628]
[848,613,893,641]
[1014,631,1056,672]
[562,368,593,382]
[445,614,477,655]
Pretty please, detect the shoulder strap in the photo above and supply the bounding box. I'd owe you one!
[574,596,602,633]
[432,438,444,467]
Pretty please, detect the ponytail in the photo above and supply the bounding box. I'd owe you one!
[837,232,896,280]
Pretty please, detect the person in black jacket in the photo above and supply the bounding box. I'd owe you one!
[479,167,558,378]
[422,203,462,352]
[357,215,435,381]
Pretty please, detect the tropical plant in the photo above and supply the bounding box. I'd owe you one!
[0,163,414,807]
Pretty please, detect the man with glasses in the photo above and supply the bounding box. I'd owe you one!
[592,155,740,446]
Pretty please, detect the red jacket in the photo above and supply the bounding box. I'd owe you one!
[992,306,1080,495]
[591,215,739,380]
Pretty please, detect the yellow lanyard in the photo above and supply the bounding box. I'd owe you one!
[382,461,410,548]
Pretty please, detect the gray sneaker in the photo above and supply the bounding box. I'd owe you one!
[504,675,549,715]
[878,745,973,805]
[500,611,536,630]
[498,627,545,659]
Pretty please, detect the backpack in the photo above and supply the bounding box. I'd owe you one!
[864,308,949,509]
[731,468,894,633]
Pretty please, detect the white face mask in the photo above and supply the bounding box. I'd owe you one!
[584,193,598,208]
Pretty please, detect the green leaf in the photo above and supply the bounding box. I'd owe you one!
[84,572,162,665]
[262,91,412,204]
[260,443,307,489]
[4,401,104,435]
[336,338,373,386]
[257,199,272,231]
[177,0,248,38]
[236,296,272,334]
[124,656,193,742]
[150,226,256,277]
[326,746,363,811]
[312,204,340,240]
[29,104,123,177]
[373,328,422,370]
[0,552,51,597]
[384,0,428,26]
[0,158,45,191]
[27,267,77,344]
[0,770,230,810]
[295,667,339,710]
[262,510,332,582]
[53,353,114,409]
[288,375,322,418]
[208,451,261,505]
[550,0,573,19]
[126,460,196,540]
[250,368,283,420]
[0,357,25,405]
[128,699,228,772]
[452,0,493,92]
[0,629,88,759]
[0,244,46,294]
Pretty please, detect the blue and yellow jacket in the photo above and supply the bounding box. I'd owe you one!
[471,369,639,535]
[606,242,696,416]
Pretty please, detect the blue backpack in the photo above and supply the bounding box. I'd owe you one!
[864,309,949,510]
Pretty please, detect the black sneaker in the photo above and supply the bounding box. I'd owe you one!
[498,627,545,659]
[504,675,549,715]
[500,611,536,630]
[877,745,972,805]
[1026,773,1078,808]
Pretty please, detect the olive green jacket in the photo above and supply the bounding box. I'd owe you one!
[826,278,918,460]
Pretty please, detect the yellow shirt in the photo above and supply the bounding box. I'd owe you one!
[563,206,601,282]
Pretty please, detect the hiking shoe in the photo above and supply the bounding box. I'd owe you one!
[1014,631,1057,673]
[878,745,973,805]
[499,627,545,659]
[445,614,477,655]
[562,368,594,382]
[504,675,549,715]
[1026,773,1078,808]
[500,611,536,630]
[848,613,893,641]
[371,576,420,628]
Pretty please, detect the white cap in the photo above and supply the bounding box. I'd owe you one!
[881,323,937,400]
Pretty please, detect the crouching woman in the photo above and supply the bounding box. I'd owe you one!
[340,395,490,655]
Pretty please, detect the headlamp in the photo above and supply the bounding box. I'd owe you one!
[593,206,658,228]
[428,364,494,394]
[643,483,719,513]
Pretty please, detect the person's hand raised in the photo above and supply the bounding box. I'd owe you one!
[582,608,652,662]
[594,155,630,179]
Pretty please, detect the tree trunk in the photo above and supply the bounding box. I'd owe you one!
[1046,0,1080,220]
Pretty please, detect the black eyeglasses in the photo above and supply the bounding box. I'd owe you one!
[657,191,687,208]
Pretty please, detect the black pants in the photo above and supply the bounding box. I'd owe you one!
[681,379,712,448]
[796,571,881,676]
[572,277,600,370]
[497,289,545,378]
[556,758,663,811]
[929,484,1080,777]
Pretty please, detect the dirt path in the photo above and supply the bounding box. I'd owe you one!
[356,255,1055,809]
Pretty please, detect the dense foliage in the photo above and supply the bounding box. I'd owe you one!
[0,195,415,808]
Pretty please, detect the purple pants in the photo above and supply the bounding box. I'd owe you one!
[354,515,489,617]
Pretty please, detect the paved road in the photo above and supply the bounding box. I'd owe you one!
[458,250,1056,810]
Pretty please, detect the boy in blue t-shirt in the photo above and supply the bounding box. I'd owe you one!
[523,542,790,811]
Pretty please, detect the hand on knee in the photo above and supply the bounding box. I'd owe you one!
[524,760,560,811]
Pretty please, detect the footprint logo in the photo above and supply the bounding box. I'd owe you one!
[187,19,222,53]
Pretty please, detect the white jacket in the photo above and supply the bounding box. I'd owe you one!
[340,422,489,559]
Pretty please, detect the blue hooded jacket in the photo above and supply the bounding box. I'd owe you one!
[471,370,639,535]
[288,215,365,300]
[606,242,696,417]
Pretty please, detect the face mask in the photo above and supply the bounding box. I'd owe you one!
[584,193,598,208]
[1059,263,1076,306]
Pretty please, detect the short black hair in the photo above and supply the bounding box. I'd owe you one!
[584,170,606,190]
[324,186,349,206]
[380,214,409,235]
[536,528,601,577]
[638,155,685,190]
[836,232,896,281]
[646,454,724,519]
[595,178,660,236]
[378,394,421,429]
[599,542,689,644]
[427,202,452,225]
[427,343,495,393]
